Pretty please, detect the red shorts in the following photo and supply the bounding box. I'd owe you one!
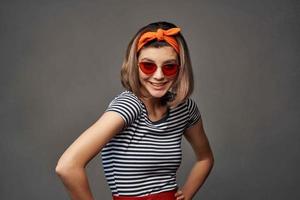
[112,189,177,200]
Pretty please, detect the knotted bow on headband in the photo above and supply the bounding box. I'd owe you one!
[137,28,181,53]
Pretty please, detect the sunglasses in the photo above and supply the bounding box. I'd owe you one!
[138,61,179,76]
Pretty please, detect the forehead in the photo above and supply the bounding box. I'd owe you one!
[137,46,178,62]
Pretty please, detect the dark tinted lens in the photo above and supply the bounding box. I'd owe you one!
[139,62,157,75]
[162,64,179,76]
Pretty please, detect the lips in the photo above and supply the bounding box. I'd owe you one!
[150,82,167,87]
[148,82,168,90]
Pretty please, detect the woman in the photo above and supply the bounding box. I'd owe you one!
[56,21,214,200]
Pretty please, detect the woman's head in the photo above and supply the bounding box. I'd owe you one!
[121,21,194,107]
[137,46,179,102]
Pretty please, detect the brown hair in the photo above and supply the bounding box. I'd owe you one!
[120,21,194,107]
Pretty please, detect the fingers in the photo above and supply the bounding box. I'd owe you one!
[174,189,185,200]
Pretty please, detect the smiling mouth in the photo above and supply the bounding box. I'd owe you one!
[150,82,167,87]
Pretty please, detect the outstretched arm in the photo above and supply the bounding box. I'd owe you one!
[55,111,124,200]
[175,120,214,200]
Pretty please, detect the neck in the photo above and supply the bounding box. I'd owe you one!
[140,95,162,109]
[139,95,169,121]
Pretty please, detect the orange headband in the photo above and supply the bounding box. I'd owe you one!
[137,27,181,53]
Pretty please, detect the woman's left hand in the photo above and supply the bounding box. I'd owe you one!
[174,189,185,200]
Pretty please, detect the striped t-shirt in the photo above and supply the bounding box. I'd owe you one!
[101,90,201,196]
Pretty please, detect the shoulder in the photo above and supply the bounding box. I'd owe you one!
[106,90,142,126]
[108,91,142,109]
[181,97,202,128]
[175,97,198,112]
[186,97,199,113]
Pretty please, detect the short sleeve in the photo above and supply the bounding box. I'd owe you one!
[186,98,202,128]
[105,91,142,127]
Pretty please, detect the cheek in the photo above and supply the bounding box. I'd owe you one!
[138,69,150,81]
[166,76,178,87]
[166,75,177,83]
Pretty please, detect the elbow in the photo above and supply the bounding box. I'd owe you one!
[55,161,69,177]
[202,152,214,169]
[55,158,79,178]
[209,153,215,169]
[55,163,65,177]
[210,157,215,169]
[197,152,214,170]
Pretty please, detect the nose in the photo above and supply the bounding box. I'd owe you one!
[153,66,165,80]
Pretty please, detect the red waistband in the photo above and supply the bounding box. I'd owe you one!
[112,189,177,200]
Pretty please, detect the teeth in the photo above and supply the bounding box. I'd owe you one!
[151,82,165,86]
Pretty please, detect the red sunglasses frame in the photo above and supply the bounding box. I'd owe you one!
[138,61,180,77]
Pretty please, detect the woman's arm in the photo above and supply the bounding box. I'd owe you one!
[55,111,125,200]
[175,120,214,200]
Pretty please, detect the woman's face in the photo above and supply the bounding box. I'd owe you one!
[137,46,179,99]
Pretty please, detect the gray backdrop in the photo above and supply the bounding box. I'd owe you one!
[1,0,299,199]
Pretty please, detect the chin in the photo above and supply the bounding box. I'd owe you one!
[147,89,168,98]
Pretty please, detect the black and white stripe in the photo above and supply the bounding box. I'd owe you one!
[101,91,201,196]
